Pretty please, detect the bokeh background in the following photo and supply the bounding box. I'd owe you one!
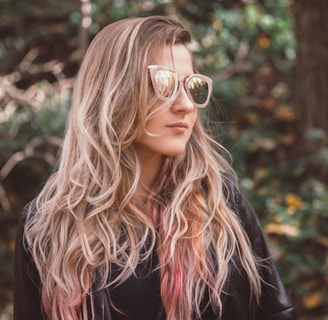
[0,0,327,319]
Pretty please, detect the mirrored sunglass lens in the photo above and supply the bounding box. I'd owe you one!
[188,77,209,105]
[154,70,176,98]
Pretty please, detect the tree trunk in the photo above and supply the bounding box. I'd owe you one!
[294,0,328,139]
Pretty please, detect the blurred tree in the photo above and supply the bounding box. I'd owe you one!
[294,0,328,147]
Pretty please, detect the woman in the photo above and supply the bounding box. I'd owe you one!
[14,16,296,320]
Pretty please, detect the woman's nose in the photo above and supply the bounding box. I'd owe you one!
[172,85,195,113]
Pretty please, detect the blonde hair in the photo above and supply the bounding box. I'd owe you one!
[25,16,262,320]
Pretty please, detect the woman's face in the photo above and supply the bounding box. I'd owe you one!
[135,44,198,162]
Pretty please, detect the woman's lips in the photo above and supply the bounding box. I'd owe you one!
[167,121,188,128]
[166,121,188,133]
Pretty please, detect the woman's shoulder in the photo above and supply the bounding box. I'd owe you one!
[15,199,39,267]
[222,174,269,253]
[14,199,44,319]
[222,173,247,217]
[20,199,38,225]
[223,174,256,221]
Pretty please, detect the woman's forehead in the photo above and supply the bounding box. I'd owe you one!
[152,44,193,76]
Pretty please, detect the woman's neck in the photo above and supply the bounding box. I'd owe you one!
[137,150,165,191]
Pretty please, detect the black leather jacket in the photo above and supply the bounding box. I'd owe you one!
[14,183,297,320]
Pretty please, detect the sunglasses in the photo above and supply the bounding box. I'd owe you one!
[148,65,212,108]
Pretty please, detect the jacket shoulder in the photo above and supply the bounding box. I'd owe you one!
[14,201,45,320]
[222,175,297,320]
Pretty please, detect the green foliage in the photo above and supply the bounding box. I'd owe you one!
[0,87,70,163]
[230,121,328,313]
[218,59,328,313]
[186,0,296,70]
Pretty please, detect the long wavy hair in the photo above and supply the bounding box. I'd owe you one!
[25,16,262,320]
